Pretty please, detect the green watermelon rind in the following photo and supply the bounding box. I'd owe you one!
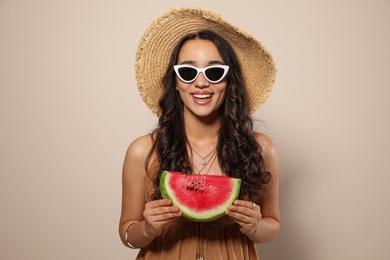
[160,171,241,222]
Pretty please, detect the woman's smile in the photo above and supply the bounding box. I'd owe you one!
[191,91,214,105]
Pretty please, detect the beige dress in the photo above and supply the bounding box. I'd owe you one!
[136,169,259,260]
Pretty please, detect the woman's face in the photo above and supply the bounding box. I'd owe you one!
[175,39,228,119]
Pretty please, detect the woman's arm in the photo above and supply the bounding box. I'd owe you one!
[118,134,182,248]
[226,133,281,243]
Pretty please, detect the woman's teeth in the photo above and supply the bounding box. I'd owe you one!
[193,94,212,99]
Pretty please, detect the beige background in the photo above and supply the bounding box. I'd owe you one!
[1,0,389,259]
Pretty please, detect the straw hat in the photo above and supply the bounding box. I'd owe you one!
[135,7,276,115]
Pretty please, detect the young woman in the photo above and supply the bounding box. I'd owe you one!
[119,8,280,260]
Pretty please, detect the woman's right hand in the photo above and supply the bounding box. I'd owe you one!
[143,199,182,237]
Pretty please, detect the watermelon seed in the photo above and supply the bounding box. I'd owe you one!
[186,180,206,193]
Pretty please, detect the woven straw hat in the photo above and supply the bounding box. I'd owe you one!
[135,7,276,115]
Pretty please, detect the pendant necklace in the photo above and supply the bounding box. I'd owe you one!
[190,144,216,165]
[190,148,218,259]
[196,222,204,260]
[191,149,217,174]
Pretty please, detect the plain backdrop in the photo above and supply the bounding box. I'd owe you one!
[1,0,389,259]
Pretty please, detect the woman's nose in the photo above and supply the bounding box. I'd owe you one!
[194,72,210,88]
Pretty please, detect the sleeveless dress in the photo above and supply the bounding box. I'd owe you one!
[136,168,260,260]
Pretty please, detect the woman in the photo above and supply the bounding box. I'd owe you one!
[119,8,280,259]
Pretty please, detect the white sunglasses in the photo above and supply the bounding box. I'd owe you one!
[173,65,229,83]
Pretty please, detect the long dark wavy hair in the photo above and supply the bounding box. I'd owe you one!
[147,30,271,201]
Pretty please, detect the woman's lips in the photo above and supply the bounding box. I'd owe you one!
[191,92,213,105]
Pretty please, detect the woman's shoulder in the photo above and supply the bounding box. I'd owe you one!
[129,133,154,148]
[253,132,279,177]
[125,133,155,162]
[252,132,277,159]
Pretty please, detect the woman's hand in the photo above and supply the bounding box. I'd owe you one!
[143,199,182,237]
[226,200,262,235]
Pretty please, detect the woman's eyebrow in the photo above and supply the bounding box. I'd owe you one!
[178,60,225,66]
[178,60,196,65]
[208,60,224,65]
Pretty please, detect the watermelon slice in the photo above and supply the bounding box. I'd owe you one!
[159,171,241,222]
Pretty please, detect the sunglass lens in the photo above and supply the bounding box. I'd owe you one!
[178,67,197,81]
[205,67,225,82]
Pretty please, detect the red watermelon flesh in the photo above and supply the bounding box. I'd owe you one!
[159,171,241,222]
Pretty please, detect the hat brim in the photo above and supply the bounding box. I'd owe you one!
[135,7,276,115]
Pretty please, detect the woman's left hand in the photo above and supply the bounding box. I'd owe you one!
[226,200,262,235]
